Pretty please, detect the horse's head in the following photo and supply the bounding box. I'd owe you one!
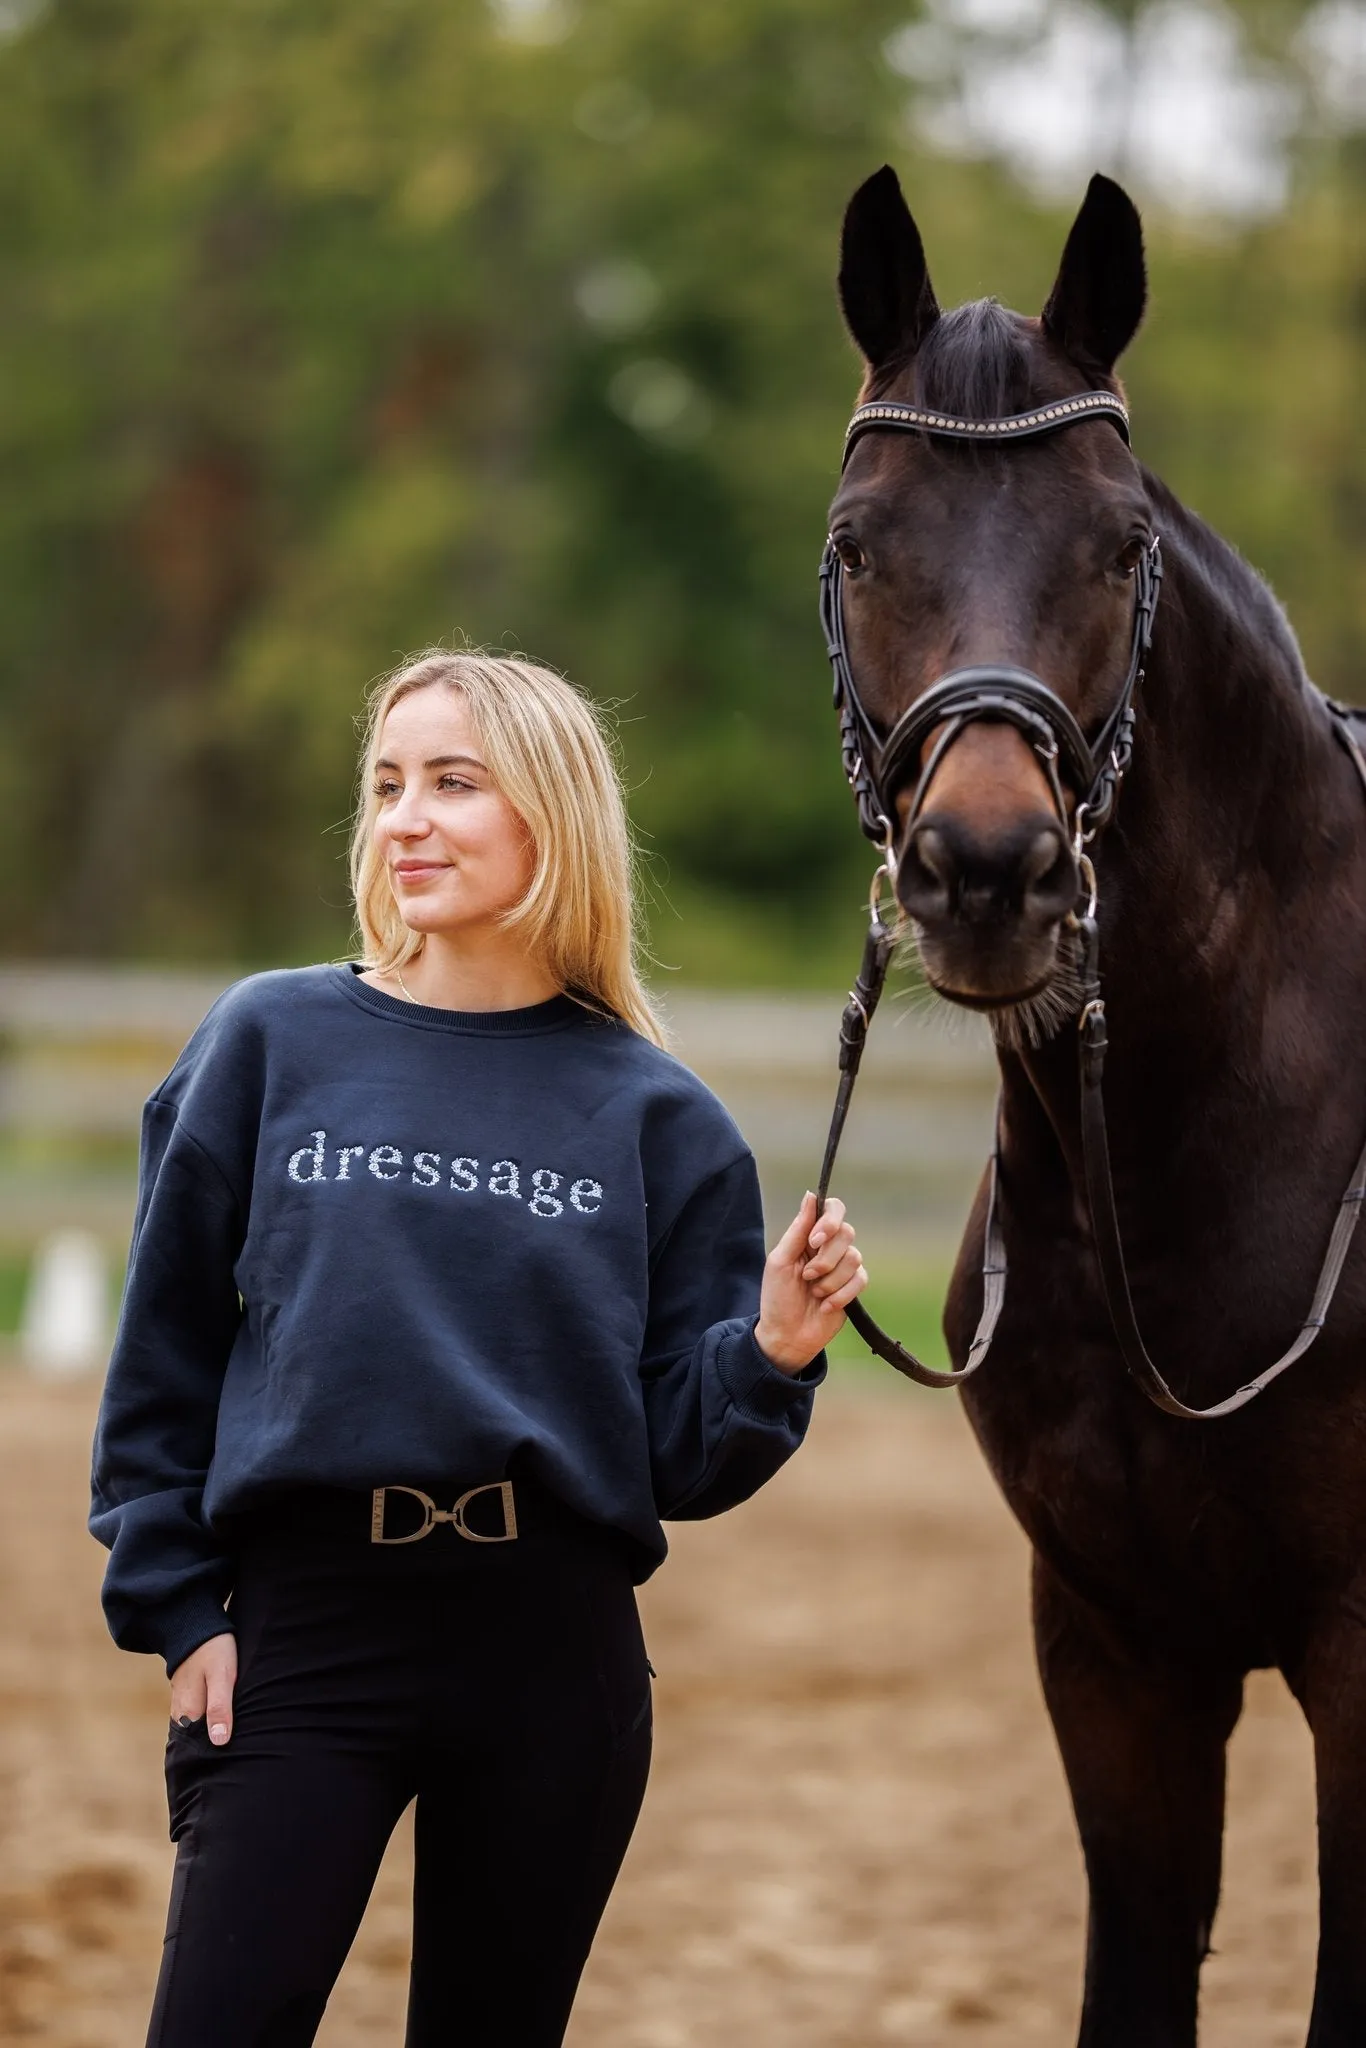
[830,168,1154,1028]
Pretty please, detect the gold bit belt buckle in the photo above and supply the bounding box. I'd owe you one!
[369,1481,519,1545]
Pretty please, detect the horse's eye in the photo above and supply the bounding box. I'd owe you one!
[833,534,866,575]
[1115,536,1147,577]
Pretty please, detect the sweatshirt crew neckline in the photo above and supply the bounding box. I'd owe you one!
[331,962,592,1037]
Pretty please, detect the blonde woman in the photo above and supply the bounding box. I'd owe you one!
[90,651,867,2048]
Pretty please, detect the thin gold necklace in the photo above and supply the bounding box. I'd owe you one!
[394,963,420,1003]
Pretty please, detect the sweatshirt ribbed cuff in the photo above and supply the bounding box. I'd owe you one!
[715,1317,827,1419]
[157,1596,237,1680]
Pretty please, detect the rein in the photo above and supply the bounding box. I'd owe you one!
[816,393,1366,1416]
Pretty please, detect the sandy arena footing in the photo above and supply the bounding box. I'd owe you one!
[0,1375,1318,2045]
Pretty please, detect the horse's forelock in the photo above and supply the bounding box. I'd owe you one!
[914,299,1035,420]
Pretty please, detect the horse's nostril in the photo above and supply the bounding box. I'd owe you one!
[911,826,952,887]
[1021,828,1077,917]
[900,825,953,919]
[1020,829,1063,888]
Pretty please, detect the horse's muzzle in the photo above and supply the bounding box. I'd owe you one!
[897,809,1078,1002]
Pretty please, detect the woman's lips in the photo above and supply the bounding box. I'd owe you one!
[393,863,447,881]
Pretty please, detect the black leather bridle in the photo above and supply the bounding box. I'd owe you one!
[820,390,1158,859]
[814,391,1366,1418]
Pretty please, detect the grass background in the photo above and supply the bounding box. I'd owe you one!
[825,1267,950,1375]
[0,1245,951,1373]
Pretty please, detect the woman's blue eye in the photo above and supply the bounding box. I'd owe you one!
[371,775,475,798]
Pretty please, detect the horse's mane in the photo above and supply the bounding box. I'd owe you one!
[914,300,1034,419]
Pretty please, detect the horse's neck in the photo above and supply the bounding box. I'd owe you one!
[1010,481,1364,1137]
[1125,481,1335,899]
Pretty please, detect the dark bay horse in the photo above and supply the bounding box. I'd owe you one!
[827,166,1366,2046]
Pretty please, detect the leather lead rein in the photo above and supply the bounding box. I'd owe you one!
[814,873,1006,1388]
[1073,718,1366,1418]
[816,393,1366,1415]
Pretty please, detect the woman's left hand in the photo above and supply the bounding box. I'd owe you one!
[754,1192,867,1373]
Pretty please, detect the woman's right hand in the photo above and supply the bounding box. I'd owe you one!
[169,1632,238,1745]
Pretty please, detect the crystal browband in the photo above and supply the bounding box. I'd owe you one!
[842,390,1131,466]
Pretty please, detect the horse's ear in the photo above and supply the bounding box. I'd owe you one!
[1041,174,1146,374]
[838,165,940,369]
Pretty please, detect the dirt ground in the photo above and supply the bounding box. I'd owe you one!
[0,1374,1321,2046]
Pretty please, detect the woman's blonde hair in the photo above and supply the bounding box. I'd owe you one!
[346,649,665,1047]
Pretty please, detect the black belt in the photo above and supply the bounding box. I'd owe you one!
[224,1476,598,1551]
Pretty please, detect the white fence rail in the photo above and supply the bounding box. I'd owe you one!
[0,966,999,1260]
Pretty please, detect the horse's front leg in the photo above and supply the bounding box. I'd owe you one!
[1033,1554,1243,2048]
[1288,1611,1366,2047]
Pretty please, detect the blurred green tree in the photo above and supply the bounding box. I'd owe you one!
[0,0,1361,981]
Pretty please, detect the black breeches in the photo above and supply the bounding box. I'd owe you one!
[146,1493,653,2048]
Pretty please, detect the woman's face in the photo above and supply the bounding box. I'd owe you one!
[371,687,535,942]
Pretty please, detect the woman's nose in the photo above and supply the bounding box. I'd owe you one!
[384,795,433,837]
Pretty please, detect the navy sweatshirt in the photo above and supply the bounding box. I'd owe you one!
[90,965,824,1674]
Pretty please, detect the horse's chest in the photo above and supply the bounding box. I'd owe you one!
[946,1080,1366,1662]
[962,1366,1292,1660]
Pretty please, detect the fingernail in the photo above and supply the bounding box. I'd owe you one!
[209,1724,228,1745]
[177,1714,191,1727]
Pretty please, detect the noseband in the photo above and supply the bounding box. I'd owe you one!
[814,390,1366,1419]
[819,390,1161,859]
